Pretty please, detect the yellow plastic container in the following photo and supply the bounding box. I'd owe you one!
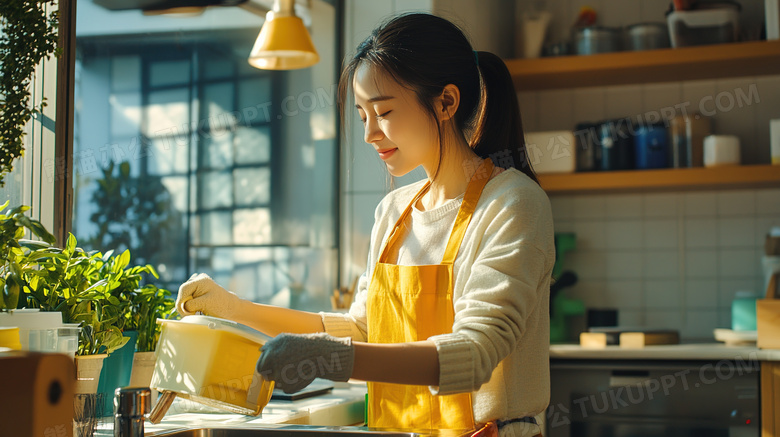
[0,326,22,350]
[150,315,274,415]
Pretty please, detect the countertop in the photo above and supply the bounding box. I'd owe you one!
[89,344,780,435]
[550,342,780,361]
[94,381,367,436]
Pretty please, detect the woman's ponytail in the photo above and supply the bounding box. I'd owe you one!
[471,51,539,184]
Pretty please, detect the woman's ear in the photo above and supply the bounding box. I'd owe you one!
[437,84,461,122]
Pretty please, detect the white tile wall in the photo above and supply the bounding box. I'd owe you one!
[558,187,779,341]
[685,279,719,309]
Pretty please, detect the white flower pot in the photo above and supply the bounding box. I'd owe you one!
[74,354,107,395]
[129,351,158,407]
[73,354,108,437]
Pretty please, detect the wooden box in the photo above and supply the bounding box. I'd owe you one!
[758,273,780,349]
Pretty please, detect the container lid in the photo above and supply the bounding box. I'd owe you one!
[158,315,272,345]
[576,25,622,35]
[0,309,64,329]
[627,22,668,30]
[57,326,81,335]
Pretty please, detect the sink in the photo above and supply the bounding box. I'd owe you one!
[151,425,474,437]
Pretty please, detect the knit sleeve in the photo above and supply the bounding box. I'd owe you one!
[428,188,554,396]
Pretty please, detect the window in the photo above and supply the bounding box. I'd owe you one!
[72,2,339,310]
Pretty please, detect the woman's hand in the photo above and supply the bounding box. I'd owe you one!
[256,333,354,393]
[175,273,243,319]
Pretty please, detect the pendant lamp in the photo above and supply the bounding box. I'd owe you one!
[248,0,319,70]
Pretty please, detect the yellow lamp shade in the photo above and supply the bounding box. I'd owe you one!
[248,15,319,70]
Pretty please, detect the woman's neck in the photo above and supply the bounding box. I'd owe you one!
[418,133,482,211]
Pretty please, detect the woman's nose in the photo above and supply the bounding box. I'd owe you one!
[363,117,384,144]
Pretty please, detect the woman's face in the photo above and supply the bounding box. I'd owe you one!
[353,64,440,178]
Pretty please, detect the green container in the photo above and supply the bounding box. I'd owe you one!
[96,330,138,416]
[731,293,758,331]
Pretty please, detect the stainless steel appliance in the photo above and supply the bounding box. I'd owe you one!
[547,359,760,437]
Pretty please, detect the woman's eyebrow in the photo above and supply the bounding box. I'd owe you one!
[354,95,395,108]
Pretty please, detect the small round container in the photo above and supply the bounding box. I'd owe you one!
[576,26,622,55]
[703,135,741,166]
[0,326,22,350]
[634,123,669,169]
[627,23,670,50]
[0,309,62,351]
[732,291,758,331]
[56,325,81,358]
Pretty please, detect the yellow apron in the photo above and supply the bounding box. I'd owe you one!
[366,159,495,430]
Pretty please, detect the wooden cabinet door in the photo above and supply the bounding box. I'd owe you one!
[762,362,780,437]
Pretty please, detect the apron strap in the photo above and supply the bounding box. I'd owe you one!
[442,159,494,265]
[377,180,432,263]
[378,158,494,265]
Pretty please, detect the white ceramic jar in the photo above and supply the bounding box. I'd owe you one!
[703,134,741,166]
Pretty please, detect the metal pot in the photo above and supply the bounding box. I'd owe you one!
[575,26,622,55]
[627,22,670,50]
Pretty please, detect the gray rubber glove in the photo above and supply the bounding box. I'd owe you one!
[256,332,354,394]
[175,273,243,319]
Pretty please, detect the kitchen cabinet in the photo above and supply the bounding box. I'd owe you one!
[762,362,780,437]
[546,343,780,437]
[504,40,780,194]
[549,344,780,437]
[548,358,761,437]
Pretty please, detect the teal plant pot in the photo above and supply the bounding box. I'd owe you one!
[96,330,138,416]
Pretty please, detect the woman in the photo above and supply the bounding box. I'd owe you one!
[176,13,554,437]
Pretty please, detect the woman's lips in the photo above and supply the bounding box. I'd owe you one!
[377,148,398,160]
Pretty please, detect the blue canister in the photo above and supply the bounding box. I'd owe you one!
[731,291,758,331]
[634,123,668,169]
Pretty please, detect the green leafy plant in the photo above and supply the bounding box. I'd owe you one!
[0,201,56,310]
[24,234,174,355]
[23,234,131,355]
[0,1,60,186]
[0,202,174,355]
[126,282,174,352]
[95,248,174,352]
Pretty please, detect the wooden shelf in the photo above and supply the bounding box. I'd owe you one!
[506,40,780,91]
[538,165,780,194]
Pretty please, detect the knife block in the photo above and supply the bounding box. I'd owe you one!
[0,351,75,437]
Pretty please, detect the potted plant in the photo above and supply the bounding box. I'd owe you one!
[0,205,122,435]
[126,278,173,405]
[91,249,173,413]
[23,235,130,389]
[0,201,175,423]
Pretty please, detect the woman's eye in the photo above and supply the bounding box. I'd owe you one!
[375,110,392,120]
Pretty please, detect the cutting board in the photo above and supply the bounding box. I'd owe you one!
[580,327,680,348]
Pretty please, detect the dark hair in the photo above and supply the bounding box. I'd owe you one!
[338,13,538,184]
